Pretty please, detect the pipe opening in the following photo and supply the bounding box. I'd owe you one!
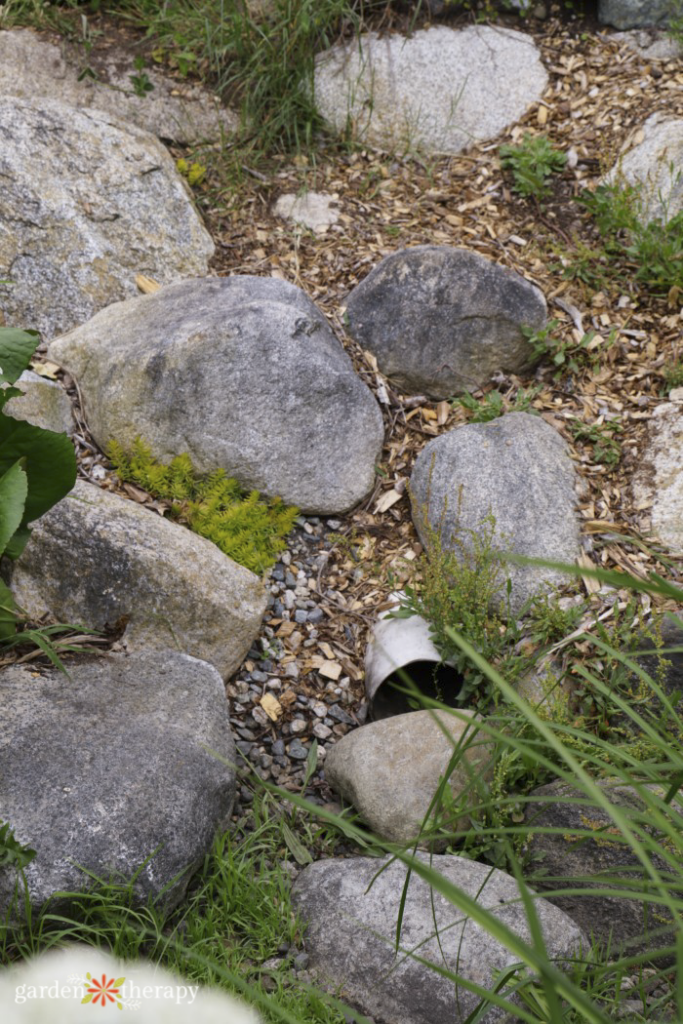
[370,661,465,720]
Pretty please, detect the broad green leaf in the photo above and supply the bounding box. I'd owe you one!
[0,459,27,558]
[0,328,39,385]
[281,821,312,865]
[0,417,76,525]
[4,525,31,561]
[0,386,26,414]
[81,994,93,1005]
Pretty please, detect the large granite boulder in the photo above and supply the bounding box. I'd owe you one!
[324,710,494,845]
[598,0,671,29]
[48,277,384,514]
[632,397,683,550]
[314,25,548,155]
[293,853,586,1024]
[410,413,581,616]
[344,247,547,399]
[0,97,214,339]
[603,113,683,222]
[7,479,267,680]
[523,779,681,957]
[0,651,237,916]
[0,29,237,145]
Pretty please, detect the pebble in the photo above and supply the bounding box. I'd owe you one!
[290,719,307,735]
[288,739,309,760]
[312,723,332,740]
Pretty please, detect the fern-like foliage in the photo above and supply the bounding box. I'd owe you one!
[107,438,298,575]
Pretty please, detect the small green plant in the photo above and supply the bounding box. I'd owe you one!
[176,157,207,186]
[129,55,154,97]
[0,819,36,872]
[0,328,77,640]
[523,318,600,377]
[454,386,540,423]
[108,438,298,575]
[569,418,622,467]
[661,357,683,394]
[499,133,567,199]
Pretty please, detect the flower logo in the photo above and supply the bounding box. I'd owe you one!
[81,973,125,1009]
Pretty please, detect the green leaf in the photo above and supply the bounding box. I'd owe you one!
[0,328,39,386]
[281,821,312,865]
[0,819,36,870]
[0,459,27,558]
[0,417,76,527]
[81,994,93,1004]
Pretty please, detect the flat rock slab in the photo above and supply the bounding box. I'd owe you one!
[523,779,681,957]
[293,853,586,1024]
[0,97,214,339]
[344,246,547,399]
[8,479,267,679]
[273,191,341,234]
[0,651,237,916]
[314,25,548,155]
[49,277,384,514]
[603,113,683,222]
[0,29,237,144]
[598,0,671,29]
[325,710,493,845]
[4,369,74,435]
[632,399,683,551]
[410,412,581,616]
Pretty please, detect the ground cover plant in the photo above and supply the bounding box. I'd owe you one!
[108,437,298,575]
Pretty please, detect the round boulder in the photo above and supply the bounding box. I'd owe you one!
[49,276,384,514]
[410,412,581,616]
[344,247,547,399]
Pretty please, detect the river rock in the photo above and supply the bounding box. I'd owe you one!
[523,779,681,957]
[603,113,683,222]
[324,710,494,845]
[598,0,671,30]
[293,853,587,1024]
[632,398,683,550]
[344,246,547,399]
[314,25,548,155]
[0,650,237,916]
[48,277,384,514]
[410,413,581,616]
[7,478,267,679]
[0,97,214,339]
[0,29,237,145]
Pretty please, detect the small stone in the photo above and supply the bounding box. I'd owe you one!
[284,663,300,679]
[288,740,309,760]
[311,701,328,718]
[290,719,307,735]
[328,705,354,724]
[272,739,286,756]
[285,572,297,588]
[313,723,332,740]
[293,952,310,971]
[266,678,282,691]
[281,552,291,566]
[251,706,270,729]
[294,609,308,624]
[271,566,285,582]
[236,727,257,742]
[307,608,324,624]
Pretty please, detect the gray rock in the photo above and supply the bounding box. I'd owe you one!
[324,710,494,845]
[292,853,587,1024]
[410,413,581,616]
[314,25,548,155]
[48,277,384,514]
[7,479,267,679]
[3,370,74,435]
[344,247,546,399]
[632,397,683,549]
[0,650,237,916]
[598,0,671,30]
[603,113,683,223]
[273,192,340,234]
[0,29,237,145]
[523,779,681,957]
[613,27,683,59]
[0,97,214,339]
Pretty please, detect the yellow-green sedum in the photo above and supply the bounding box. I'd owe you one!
[108,437,298,576]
